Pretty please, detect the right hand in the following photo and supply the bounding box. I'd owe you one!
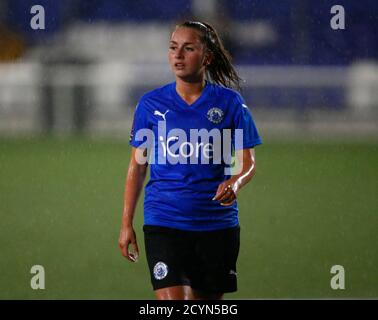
[119,225,139,262]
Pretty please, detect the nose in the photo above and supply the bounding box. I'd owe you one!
[175,47,184,59]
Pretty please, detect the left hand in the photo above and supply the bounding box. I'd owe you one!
[212,179,239,206]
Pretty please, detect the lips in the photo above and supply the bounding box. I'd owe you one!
[174,63,185,69]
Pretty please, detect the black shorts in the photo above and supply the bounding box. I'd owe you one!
[143,224,240,294]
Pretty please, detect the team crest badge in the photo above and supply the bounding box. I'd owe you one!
[153,261,168,280]
[207,107,224,124]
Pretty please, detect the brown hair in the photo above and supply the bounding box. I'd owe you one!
[177,21,242,91]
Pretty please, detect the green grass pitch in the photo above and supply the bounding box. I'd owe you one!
[0,137,377,299]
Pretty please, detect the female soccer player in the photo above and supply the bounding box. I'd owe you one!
[119,21,262,300]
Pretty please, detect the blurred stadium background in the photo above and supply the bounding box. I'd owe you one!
[0,0,377,299]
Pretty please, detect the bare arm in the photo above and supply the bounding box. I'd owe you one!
[213,148,256,206]
[118,147,148,262]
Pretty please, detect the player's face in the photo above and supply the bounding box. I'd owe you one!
[168,27,208,81]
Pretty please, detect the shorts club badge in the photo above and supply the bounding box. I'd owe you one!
[153,261,169,280]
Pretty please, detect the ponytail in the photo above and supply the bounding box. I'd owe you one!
[178,21,242,91]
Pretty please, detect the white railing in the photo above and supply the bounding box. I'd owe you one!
[0,62,377,136]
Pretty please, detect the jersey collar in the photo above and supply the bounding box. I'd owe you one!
[171,81,211,109]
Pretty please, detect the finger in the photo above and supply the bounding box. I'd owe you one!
[213,184,229,201]
[129,241,139,262]
[217,187,235,202]
[119,236,135,261]
[221,196,237,206]
[119,239,130,259]
[216,184,235,202]
[221,200,236,206]
[212,184,224,201]
[220,196,236,205]
[220,191,236,204]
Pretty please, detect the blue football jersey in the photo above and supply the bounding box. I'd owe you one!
[129,81,262,231]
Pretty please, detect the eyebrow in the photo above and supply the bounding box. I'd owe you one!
[169,41,195,45]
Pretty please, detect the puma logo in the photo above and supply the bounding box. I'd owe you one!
[154,110,170,121]
[229,270,237,276]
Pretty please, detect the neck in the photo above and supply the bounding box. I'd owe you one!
[175,77,206,104]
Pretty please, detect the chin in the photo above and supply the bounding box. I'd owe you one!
[175,71,191,79]
[174,68,187,74]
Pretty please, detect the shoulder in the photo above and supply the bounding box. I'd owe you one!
[209,83,248,117]
[210,83,245,105]
[133,82,173,115]
[139,82,174,105]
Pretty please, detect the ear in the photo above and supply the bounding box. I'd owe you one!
[203,51,214,66]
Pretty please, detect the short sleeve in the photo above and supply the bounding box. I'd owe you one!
[232,93,262,150]
[129,99,151,148]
